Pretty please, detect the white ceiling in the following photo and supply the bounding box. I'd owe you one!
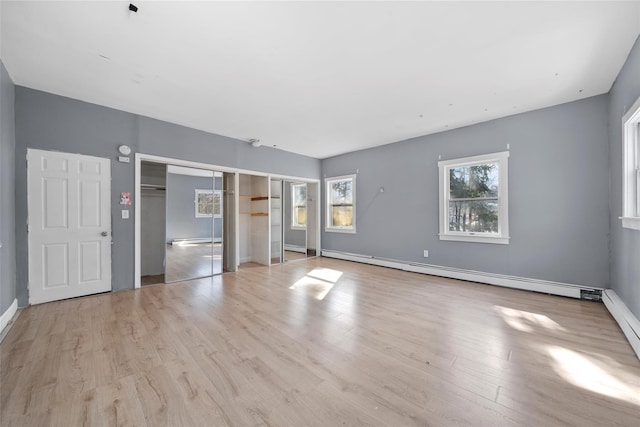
[2,1,639,159]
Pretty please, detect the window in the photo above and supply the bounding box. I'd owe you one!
[325,174,356,233]
[195,189,221,218]
[291,183,307,230]
[622,95,640,230]
[438,151,509,244]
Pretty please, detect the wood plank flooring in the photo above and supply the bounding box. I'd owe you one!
[2,257,640,426]
[165,243,222,283]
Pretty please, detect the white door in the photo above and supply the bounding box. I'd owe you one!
[27,149,112,304]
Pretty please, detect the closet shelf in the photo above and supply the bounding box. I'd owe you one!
[251,196,269,201]
[251,212,269,216]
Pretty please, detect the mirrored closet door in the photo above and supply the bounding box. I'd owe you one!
[165,165,223,283]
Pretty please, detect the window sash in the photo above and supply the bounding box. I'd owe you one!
[291,184,307,229]
[195,189,221,218]
[449,197,499,202]
[325,175,356,232]
[438,151,509,244]
[622,96,640,229]
[446,163,500,235]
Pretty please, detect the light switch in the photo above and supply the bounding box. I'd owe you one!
[122,210,129,219]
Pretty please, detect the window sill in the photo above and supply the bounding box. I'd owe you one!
[325,227,356,234]
[439,234,510,245]
[620,217,640,231]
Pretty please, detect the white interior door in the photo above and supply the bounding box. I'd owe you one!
[27,149,112,305]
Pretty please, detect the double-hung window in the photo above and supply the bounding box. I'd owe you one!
[291,183,307,230]
[195,189,221,218]
[438,151,509,244]
[325,174,356,233]
[622,95,640,230]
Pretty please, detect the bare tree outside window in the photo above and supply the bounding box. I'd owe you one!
[448,163,499,233]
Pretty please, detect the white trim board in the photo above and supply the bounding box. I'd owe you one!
[135,152,322,289]
[321,250,602,299]
[603,290,640,359]
[0,299,18,336]
[284,244,307,254]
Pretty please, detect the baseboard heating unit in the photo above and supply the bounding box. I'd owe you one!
[171,237,222,245]
[603,290,640,359]
[321,249,603,300]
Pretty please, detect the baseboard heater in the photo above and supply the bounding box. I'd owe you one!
[603,290,640,359]
[284,244,307,254]
[321,249,603,300]
[171,237,222,245]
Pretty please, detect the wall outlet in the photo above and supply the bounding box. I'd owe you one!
[423,250,429,258]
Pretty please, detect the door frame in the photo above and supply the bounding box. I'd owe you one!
[134,153,321,289]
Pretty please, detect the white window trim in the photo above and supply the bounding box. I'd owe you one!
[621,95,640,231]
[195,189,222,218]
[438,151,510,244]
[325,174,356,234]
[291,183,307,230]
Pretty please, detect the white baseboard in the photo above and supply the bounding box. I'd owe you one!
[321,250,602,299]
[240,256,252,264]
[603,290,640,359]
[0,299,18,335]
[171,237,222,245]
[284,244,306,254]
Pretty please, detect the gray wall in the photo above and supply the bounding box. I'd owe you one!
[165,173,216,243]
[609,35,640,318]
[284,181,306,248]
[141,162,166,276]
[14,87,321,306]
[322,95,610,288]
[0,61,16,313]
[137,116,321,179]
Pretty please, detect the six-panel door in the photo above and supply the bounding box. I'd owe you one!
[27,149,112,304]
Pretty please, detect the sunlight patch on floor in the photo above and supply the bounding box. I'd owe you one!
[494,306,566,333]
[290,268,343,300]
[547,345,640,406]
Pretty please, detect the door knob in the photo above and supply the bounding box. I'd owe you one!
[101,231,109,237]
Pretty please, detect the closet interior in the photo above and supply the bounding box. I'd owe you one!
[139,161,319,282]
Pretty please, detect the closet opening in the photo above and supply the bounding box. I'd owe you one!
[139,160,233,286]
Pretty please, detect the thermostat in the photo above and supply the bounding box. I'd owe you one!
[118,145,132,155]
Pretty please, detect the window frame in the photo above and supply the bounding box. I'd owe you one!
[194,189,222,219]
[325,174,356,234]
[438,151,510,244]
[291,183,307,230]
[621,94,640,231]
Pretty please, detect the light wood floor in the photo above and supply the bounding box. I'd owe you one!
[2,257,640,426]
[165,243,222,283]
[140,274,164,287]
[284,250,307,261]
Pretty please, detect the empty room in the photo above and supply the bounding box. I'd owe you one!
[1,1,640,426]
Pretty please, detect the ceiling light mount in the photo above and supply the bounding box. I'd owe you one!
[248,138,262,148]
